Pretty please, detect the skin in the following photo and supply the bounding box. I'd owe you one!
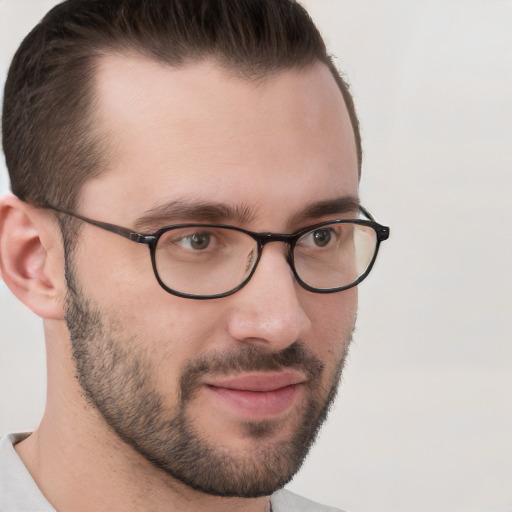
[0,55,359,511]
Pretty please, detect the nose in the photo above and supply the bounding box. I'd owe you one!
[226,243,312,351]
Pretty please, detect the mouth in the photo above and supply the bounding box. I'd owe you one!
[203,372,307,420]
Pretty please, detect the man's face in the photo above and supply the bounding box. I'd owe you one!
[65,56,359,497]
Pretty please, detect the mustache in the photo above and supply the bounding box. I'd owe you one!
[179,342,325,402]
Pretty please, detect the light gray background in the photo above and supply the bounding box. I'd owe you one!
[1,1,511,511]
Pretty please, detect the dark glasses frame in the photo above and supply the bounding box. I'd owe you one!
[47,205,389,299]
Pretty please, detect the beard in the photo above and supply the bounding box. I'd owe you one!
[64,256,351,498]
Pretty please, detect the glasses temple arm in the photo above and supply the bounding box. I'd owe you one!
[46,206,151,244]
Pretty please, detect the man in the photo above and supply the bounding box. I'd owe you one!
[0,0,389,510]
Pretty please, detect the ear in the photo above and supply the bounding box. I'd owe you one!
[0,194,66,320]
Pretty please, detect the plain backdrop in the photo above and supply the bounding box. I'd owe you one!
[1,1,511,511]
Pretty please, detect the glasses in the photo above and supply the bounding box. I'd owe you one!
[48,205,389,299]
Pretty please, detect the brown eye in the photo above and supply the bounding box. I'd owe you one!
[312,229,332,247]
[189,232,211,250]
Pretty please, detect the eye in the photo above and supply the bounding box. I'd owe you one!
[300,227,335,248]
[158,227,238,258]
[186,232,211,250]
[311,228,332,247]
[180,231,212,251]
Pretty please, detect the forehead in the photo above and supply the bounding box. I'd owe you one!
[81,54,358,227]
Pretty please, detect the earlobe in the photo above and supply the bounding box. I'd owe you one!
[0,194,66,320]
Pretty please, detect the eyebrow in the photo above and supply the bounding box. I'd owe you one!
[291,195,360,224]
[132,195,360,233]
[132,199,255,232]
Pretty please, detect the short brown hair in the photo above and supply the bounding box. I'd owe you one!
[2,0,362,211]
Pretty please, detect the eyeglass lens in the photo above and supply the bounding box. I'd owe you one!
[153,222,378,297]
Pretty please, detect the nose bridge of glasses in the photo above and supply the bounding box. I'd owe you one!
[256,232,296,264]
[245,232,296,289]
[257,232,296,247]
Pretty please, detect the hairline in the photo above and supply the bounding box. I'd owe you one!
[71,49,361,212]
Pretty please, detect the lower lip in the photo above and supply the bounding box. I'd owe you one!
[205,384,303,419]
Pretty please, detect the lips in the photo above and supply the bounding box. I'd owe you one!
[203,371,306,419]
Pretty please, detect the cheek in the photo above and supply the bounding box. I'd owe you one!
[304,287,357,361]
[72,239,228,361]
